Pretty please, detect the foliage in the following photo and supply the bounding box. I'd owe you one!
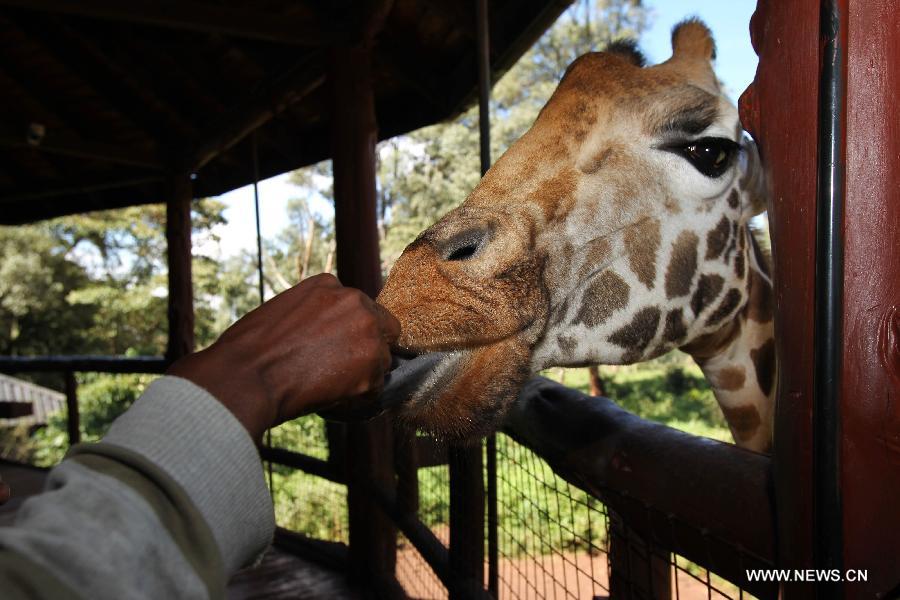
[4,373,155,467]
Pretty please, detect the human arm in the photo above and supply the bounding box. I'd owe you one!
[0,274,399,599]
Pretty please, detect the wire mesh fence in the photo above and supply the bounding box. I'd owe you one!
[269,414,348,544]
[495,433,610,600]
[266,416,761,599]
[396,531,449,600]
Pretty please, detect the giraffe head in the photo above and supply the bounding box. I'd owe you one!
[378,20,768,440]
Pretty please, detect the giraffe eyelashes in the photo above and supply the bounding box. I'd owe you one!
[666,137,741,179]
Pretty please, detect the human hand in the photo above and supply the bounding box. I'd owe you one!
[168,274,400,442]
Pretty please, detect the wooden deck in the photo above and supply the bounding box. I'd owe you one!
[0,459,365,599]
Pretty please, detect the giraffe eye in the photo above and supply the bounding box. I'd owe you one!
[672,137,740,178]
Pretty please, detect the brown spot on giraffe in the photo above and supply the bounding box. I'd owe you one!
[663,308,687,343]
[714,365,746,391]
[573,270,630,327]
[665,231,699,298]
[720,404,761,443]
[691,273,724,316]
[750,338,776,396]
[609,306,661,355]
[551,298,570,327]
[682,318,741,361]
[705,215,730,260]
[557,335,577,359]
[624,219,661,289]
[579,147,613,174]
[727,189,739,209]
[533,167,578,222]
[705,288,742,327]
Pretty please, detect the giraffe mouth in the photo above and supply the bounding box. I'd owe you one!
[377,350,469,411]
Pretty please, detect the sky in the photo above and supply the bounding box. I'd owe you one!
[209,1,759,260]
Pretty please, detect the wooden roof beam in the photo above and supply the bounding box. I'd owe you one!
[1,173,164,205]
[0,125,164,170]
[0,0,353,46]
[7,14,194,148]
[184,57,326,174]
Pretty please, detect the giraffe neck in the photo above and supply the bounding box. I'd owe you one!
[682,230,776,453]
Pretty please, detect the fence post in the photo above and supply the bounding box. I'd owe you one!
[63,371,80,446]
[608,511,671,600]
[165,174,194,363]
[329,3,396,584]
[449,444,485,598]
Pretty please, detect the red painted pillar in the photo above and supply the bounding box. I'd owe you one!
[840,1,900,595]
[740,1,820,597]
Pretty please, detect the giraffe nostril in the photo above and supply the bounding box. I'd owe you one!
[446,243,480,261]
[441,228,489,262]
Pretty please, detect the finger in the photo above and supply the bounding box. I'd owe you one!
[307,272,342,287]
[374,303,402,343]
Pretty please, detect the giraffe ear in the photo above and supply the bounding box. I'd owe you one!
[667,18,718,91]
[671,18,716,62]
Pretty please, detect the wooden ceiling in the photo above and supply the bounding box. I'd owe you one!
[0,0,570,224]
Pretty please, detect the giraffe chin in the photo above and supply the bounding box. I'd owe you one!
[386,335,534,443]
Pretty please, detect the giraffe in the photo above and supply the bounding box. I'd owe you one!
[377,20,776,453]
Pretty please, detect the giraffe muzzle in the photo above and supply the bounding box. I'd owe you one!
[377,351,462,410]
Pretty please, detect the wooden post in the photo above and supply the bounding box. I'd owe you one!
[63,370,80,446]
[838,0,900,596]
[608,512,671,600]
[165,175,194,362]
[329,28,397,584]
[740,2,821,598]
[449,445,485,598]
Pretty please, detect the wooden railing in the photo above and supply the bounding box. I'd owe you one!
[504,377,778,599]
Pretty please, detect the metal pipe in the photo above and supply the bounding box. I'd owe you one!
[475,1,498,595]
[813,0,846,588]
[251,132,275,495]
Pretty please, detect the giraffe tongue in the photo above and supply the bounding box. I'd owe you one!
[377,352,452,409]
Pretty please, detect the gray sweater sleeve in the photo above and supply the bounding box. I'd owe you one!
[0,376,275,600]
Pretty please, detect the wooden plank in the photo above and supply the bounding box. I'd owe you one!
[185,58,325,173]
[258,446,343,485]
[739,2,821,596]
[0,356,167,373]
[0,128,163,170]
[0,0,353,46]
[165,176,194,362]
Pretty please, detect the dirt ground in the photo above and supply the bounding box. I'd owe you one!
[396,541,729,600]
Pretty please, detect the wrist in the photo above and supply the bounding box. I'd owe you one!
[167,348,277,443]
